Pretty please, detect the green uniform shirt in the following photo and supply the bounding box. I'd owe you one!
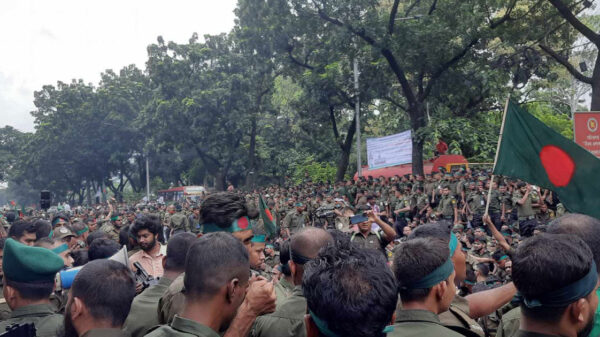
[388,309,465,337]
[282,211,309,235]
[158,274,184,325]
[512,192,535,218]
[496,306,520,337]
[124,277,174,337]
[467,191,486,215]
[83,328,130,337]
[488,189,503,213]
[438,195,457,218]
[0,303,63,337]
[251,286,306,337]
[439,295,486,337]
[145,315,220,337]
[169,213,190,232]
[350,230,389,254]
[274,278,295,309]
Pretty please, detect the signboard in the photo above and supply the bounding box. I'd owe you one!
[366,130,412,169]
[574,112,600,158]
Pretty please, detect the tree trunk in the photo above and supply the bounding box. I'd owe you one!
[591,55,600,111]
[410,106,426,176]
[215,171,226,191]
[335,116,357,182]
[246,117,258,188]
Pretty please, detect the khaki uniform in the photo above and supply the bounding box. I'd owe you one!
[83,329,130,337]
[99,222,120,242]
[274,278,294,309]
[439,295,486,337]
[251,286,306,337]
[124,277,174,337]
[282,211,309,235]
[265,253,280,269]
[145,315,220,337]
[388,309,465,337]
[158,274,184,325]
[0,304,63,337]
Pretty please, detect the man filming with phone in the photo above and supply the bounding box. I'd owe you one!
[349,210,397,255]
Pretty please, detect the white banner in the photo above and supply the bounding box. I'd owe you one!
[366,130,412,169]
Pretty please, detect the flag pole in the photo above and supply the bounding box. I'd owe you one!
[485,95,511,216]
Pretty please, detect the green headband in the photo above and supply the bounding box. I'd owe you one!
[497,255,509,262]
[523,261,598,308]
[203,216,252,234]
[449,232,458,256]
[403,258,454,289]
[251,234,266,243]
[52,243,69,254]
[111,216,120,221]
[75,226,89,236]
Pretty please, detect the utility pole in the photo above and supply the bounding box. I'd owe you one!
[354,58,362,178]
[146,156,150,203]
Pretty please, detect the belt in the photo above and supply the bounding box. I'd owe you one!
[519,215,535,221]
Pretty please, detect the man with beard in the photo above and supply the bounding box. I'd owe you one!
[0,239,65,337]
[63,259,135,337]
[146,233,250,337]
[511,233,598,337]
[124,233,197,337]
[130,215,166,278]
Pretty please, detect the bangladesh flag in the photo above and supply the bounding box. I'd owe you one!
[259,195,277,238]
[494,101,600,219]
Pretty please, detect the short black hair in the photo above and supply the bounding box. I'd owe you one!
[547,214,600,272]
[131,214,161,237]
[184,232,249,299]
[393,238,450,302]
[8,220,36,240]
[31,219,52,240]
[86,230,109,247]
[5,279,54,301]
[303,244,397,337]
[70,221,87,236]
[71,260,135,326]
[71,250,89,267]
[409,221,452,241]
[492,250,507,262]
[512,233,594,322]
[88,238,120,261]
[200,193,258,229]
[164,233,197,271]
[476,263,490,277]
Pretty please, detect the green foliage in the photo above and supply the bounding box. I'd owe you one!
[291,156,338,185]
[525,102,574,139]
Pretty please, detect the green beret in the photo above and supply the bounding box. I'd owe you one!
[3,239,64,283]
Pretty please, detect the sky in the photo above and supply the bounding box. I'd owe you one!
[0,0,237,132]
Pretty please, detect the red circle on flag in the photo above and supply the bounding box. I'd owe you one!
[237,217,249,229]
[539,145,575,187]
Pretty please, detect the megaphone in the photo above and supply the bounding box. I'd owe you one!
[55,246,130,290]
[109,246,130,267]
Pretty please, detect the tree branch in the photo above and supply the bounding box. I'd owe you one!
[547,0,600,45]
[428,0,439,15]
[286,45,314,70]
[539,43,593,83]
[388,0,401,35]
[404,0,421,17]
[490,0,517,29]
[422,38,479,100]
[328,105,342,148]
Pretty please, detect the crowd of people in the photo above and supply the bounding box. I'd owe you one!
[0,168,598,337]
